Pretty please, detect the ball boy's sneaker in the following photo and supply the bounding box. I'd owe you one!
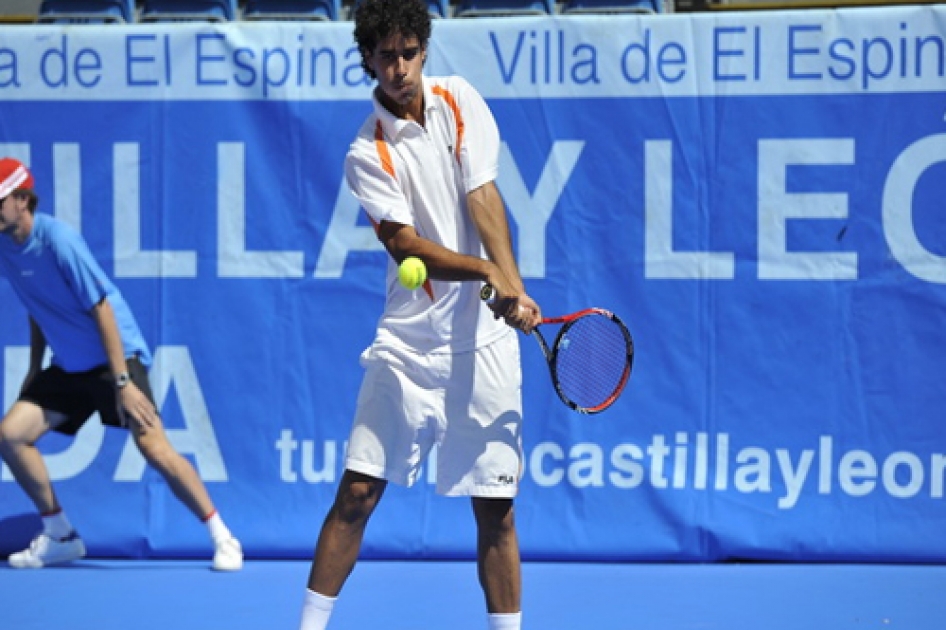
[212,536,243,572]
[8,531,86,568]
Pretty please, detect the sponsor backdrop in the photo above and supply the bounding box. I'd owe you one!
[1,6,945,562]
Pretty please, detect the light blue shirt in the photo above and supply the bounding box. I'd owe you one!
[0,213,151,372]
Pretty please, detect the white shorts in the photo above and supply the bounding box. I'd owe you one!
[345,330,522,498]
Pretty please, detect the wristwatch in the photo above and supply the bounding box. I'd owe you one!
[115,372,131,389]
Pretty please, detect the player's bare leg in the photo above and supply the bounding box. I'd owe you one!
[132,418,243,571]
[0,402,60,514]
[307,470,387,596]
[132,418,216,519]
[0,402,86,567]
[472,497,521,613]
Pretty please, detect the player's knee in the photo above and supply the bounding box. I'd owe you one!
[472,498,515,534]
[335,478,383,523]
[0,419,26,454]
[0,404,44,453]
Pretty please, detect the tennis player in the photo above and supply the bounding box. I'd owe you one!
[297,0,541,628]
[0,158,242,571]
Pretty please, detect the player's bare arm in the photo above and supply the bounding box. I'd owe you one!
[377,219,493,281]
[378,217,537,333]
[21,317,47,395]
[90,298,159,431]
[467,182,541,331]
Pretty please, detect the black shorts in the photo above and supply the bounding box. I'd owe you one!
[18,357,155,436]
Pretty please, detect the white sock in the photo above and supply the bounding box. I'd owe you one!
[488,612,522,630]
[299,589,337,630]
[203,510,232,543]
[41,510,74,539]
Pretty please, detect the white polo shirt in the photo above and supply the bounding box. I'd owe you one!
[345,75,511,354]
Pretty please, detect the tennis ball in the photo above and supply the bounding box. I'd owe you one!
[398,256,427,290]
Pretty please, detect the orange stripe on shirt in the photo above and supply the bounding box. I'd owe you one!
[374,120,396,179]
[421,278,434,301]
[369,122,390,237]
[432,85,464,164]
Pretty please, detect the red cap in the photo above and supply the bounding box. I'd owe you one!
[0,158,34,198]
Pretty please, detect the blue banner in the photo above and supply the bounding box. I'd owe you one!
[1,6,945,562]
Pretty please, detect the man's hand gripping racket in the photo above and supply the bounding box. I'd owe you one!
[480,284,634,414]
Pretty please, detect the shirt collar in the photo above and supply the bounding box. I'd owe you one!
[372,77,435,140]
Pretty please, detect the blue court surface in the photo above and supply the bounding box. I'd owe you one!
[2,559,945,629]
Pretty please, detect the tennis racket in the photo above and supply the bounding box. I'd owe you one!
[480,284,634,414]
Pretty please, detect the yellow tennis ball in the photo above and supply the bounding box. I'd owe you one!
[398,256,427,290]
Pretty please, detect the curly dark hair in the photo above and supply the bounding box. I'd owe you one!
[353,0,432,80]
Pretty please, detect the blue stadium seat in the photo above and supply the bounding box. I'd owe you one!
[426,0,449,18]
[455,0,553,17]
[350,0,448,19]
[562,0,660,12]
[37,0,134,23]
[242,0,340,20]
[139,0,237,21]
